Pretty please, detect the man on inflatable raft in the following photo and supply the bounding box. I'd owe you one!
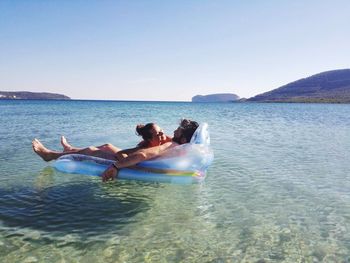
[32,119,213,184]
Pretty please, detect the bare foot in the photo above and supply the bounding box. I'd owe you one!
[32,139,57,162]
[61,136,74,152]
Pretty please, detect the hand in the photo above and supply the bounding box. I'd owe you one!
[102,164,118,182]
[115,152,127,162]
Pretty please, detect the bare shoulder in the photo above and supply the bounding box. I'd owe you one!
[160,141,178,150]
[138,141,178,159]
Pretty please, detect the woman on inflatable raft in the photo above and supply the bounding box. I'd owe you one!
[32,119,213,184]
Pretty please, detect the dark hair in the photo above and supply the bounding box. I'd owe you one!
[136,123,155,141]
[179,119,199,143]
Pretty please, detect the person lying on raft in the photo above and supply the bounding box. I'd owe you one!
[32,119,199,181]
[100,119,199,181]
[33,123,170,163]
[60,123,172,161]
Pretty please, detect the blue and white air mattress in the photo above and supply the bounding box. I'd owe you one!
[53,123,214,184]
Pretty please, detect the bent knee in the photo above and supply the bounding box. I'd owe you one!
[101,143,114,149]
[87,146,98,152]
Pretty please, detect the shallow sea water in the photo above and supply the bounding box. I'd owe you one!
[0,100,350,262]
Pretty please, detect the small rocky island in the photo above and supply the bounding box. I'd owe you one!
[0,91,70,100]
[192,93,239,102]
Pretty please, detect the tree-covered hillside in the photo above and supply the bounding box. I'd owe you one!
[248,69,350,103]
[0,91,70,100]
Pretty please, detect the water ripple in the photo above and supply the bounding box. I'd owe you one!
[1,101,350,261]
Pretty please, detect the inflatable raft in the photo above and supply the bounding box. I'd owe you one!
[53,123,214,184]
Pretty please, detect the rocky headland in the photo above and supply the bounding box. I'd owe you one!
[248,69,350,103]
[192,93,239,102]
[0,91,70,100]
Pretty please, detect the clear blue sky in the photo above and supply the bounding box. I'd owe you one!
[1,0,349,101]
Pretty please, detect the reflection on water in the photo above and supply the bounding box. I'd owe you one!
[0,182,149,236]
[1,101,350,262]
[0,168,160,262]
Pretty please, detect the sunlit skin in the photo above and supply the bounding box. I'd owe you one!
[32,119,198,182]
[100,127,185,182]
[31,126,183,181]
[32,124,169,162]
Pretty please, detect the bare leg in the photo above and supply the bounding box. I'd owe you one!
[95,143,122,154]
[61,136,81,152]
[61,136,122,154]
[32,139,67,161]
[32,139,117,162]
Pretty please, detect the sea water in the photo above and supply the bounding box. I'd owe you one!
[0,100,350,262]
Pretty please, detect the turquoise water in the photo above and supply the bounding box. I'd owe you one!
[0,100,350,262]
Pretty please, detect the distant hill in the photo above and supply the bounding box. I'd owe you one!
[248,69,350,103]
[192,93,239,102]
[0,91,70,100]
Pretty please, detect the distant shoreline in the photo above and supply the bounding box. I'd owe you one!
[0,91,70,100]
[2,69,350,103]
[1,98,350,104]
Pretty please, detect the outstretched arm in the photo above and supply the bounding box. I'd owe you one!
[115,146,141,161]
[101,152,147,182]
[102,142,174,181]
[119,142,172,167]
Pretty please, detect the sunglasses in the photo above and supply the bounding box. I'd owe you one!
[156,130,164,136]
